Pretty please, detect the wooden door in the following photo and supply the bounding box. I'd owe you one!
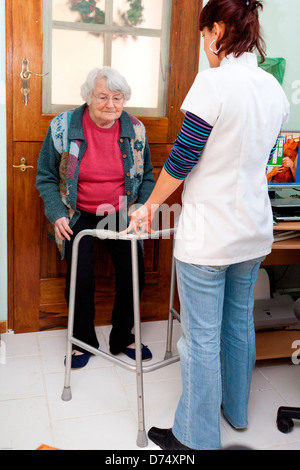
[6,0,201,333]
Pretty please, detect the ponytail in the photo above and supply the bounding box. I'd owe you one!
[200,0,266,62]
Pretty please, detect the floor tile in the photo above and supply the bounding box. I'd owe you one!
[0,397,52,450]
[0,356,44,400]
[38,329,112,374]
[125,377,182,429]
[1,331,39,357]
[258,363,300,406]
[222,388,300,450]
[45,367,131,420]
[52,411,140,450]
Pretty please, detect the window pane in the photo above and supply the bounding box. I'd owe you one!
[112,35,160,108]
[43,0,172,115]
[51,29,104,106]
[52,0,105,23]
[113,0,163,29]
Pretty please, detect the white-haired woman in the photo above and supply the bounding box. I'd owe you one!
[36,66,155,368]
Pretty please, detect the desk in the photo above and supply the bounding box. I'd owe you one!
[256,222,300,360]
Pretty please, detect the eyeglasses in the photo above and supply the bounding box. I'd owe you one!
[92,93,124,105]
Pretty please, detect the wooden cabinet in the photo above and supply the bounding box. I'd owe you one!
[256,222,300,360]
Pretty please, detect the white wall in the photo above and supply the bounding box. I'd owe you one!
[199,0,300,131]
[260,0,300,130]
[0,0,7,323]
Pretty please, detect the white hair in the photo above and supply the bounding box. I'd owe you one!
[80,66,131,105]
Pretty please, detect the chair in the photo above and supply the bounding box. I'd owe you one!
[276,298,300,434]
[276,407,300,433]
[61,227,180,447]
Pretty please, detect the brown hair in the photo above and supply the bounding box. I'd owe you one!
[199,0,266,62]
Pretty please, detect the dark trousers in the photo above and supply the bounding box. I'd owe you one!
[64,210,145,354]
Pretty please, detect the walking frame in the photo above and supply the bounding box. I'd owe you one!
[61,227,180,448]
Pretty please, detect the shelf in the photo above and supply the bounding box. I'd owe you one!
[259,220,300,359]
[272,221,300,249]
[274,222,300,231]
[256,329,300,360]
[272,237,300,249]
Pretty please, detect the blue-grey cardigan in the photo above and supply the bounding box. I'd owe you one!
[36,104,155,257]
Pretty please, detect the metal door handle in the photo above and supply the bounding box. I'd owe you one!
[13,157,34,173]
[20,58,48,80]
[20,58,48,105]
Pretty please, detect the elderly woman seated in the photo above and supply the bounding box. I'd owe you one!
[36,66,155,368]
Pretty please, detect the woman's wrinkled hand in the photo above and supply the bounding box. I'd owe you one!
[54,217,73,241]
[121,204,158,235]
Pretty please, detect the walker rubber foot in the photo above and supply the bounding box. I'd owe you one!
[136,430,148,448]
[61,386,72,401]
[164,351,172,360]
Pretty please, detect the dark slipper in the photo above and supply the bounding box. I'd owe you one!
[64,352,91,369]
[123,344,152,361]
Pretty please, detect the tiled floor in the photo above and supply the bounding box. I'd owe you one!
[0,320,300,450]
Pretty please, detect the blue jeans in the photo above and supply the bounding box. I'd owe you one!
[172,257,263,450]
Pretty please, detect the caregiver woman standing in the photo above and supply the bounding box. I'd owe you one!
[126,0,290,450]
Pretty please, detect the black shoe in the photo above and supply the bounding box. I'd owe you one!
[148,427,191,450]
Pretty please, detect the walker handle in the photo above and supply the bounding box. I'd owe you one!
[93,227,175,240]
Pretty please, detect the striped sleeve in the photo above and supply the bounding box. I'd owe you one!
[164,112,213,179]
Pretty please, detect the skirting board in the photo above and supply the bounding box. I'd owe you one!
[0,321,7,334]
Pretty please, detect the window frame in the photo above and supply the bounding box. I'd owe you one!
[42,0,173,116]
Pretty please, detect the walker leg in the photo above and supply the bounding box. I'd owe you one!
[61,340,73,401]
[61,232,82,402]
[164,318,173,359]
[131,239,148,448]
[165,242,176,360]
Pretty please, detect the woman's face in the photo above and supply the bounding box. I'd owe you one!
[88,79,125,128]
[202,25,224,68]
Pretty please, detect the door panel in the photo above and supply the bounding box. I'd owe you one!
[7,0,201,333]
[11,1,45,142]
[12,142,41,332]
